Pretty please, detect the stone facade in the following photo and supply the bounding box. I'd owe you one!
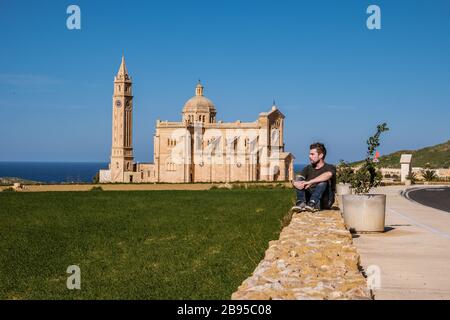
[100,57,295,183]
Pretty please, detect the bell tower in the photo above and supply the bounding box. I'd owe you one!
[110,56,134,182]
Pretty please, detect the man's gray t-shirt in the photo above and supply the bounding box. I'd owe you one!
[300,163,336,192]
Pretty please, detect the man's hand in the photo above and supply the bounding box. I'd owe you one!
[293,181,310,190]
[304,181,312,189]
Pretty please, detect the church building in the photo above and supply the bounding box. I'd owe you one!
[99,57,294,183]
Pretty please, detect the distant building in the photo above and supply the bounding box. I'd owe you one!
[99,57,294,183]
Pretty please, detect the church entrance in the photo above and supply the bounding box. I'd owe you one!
[273,166,280,181]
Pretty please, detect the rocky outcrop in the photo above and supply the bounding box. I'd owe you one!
[231,210,372,300]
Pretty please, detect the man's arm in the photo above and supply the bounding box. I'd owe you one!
[292,166,308,189]
[304,171,332,188]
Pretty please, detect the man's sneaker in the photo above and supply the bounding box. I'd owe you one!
[291,202,306,212]
[305,200,320,212]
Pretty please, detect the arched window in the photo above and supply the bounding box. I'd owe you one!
[166,158,176,171]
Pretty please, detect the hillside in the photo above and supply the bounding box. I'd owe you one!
[351,140,450,169]
[0,177,40,185]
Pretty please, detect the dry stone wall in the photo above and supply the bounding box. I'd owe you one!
[232,210,372,300]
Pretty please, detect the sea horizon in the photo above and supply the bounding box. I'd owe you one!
[0,161,109,184]
[0,161,308,183]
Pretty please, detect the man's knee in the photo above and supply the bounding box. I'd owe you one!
[314,181,329,190]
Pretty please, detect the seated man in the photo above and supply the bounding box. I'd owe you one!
[292,142,336,212]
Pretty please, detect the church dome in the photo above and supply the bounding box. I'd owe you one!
[182,82,216,113]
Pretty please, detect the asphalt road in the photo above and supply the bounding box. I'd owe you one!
[405,186,450,213]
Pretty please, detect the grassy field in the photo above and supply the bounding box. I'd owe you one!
[0,188,294,299]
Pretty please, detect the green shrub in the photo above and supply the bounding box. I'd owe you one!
[336,160,354,184]
[351,123,389,194]
[421,169,437,182]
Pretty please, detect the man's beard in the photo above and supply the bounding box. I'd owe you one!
[310,159,320,167]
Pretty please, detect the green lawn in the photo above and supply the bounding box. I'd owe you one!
[0,188,294,299]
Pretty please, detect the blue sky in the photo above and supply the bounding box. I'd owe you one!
[0,0,449,164]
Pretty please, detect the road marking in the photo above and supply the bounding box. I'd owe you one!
[389,208,450,241]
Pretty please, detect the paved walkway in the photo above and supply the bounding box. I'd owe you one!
[353,185,450,299]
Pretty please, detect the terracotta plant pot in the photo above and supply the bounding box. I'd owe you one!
[342,194,386,232]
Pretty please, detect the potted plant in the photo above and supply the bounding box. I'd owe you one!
[336,160,354,212]
[342,123,389,233]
